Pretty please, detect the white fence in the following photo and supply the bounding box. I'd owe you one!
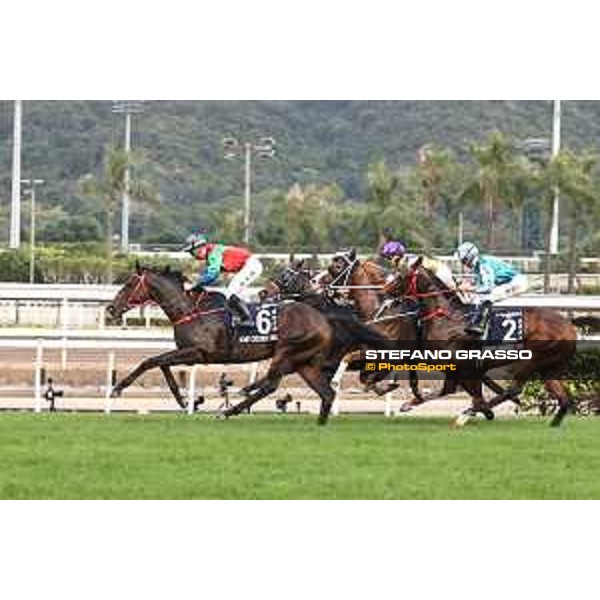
[2,281,600,329]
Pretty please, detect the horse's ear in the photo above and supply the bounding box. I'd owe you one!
[349,248,357,260]
[135,260,142,274]
[411,256,423,271]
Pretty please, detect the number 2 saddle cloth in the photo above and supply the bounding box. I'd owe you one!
[227,302,280,343]
[466,306,525,342]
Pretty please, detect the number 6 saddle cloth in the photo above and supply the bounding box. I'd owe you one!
[229,302,280,343]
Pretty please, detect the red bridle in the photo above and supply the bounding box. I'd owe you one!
[401,268,451,322]
[123,272,155,309]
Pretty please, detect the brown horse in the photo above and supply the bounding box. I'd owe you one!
[378,257,583,427]
[326,252,500,408]
[324,254,432,402]
[106,263,385,424]
[328,251,591,427]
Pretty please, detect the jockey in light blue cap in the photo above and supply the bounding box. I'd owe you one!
[456,241,529,335]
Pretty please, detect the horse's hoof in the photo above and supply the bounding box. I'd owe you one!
[399,402,414,413]
[483,409,495,421]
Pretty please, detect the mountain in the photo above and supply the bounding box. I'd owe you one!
[1,100,599,245]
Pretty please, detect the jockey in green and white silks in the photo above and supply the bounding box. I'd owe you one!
[455,241,529,335]
[183,232,263,326]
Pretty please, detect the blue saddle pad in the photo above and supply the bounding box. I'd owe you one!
[466,306,524,342]
[232,303,279,343]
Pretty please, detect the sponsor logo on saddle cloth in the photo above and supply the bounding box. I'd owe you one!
[236,303,279,343]
[488,307,524,342]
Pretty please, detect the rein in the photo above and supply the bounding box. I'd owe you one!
[122,273,227,326]
[400,269,453,323]
[173,307,226,326]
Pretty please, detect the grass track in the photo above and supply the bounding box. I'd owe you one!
[1,413,599,499]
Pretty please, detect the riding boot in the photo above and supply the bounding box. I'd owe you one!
[466,300,492,336]
[228,294,253,327]
[188,282,205,297]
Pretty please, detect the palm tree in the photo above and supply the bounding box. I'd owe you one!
[463,131,525,251]
[283,183,342,252]
[541,151,599,293]
[81,147,156,283]
[366,160,429,250]
[415,145,469,250]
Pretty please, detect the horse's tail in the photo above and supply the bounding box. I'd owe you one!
[572,316,600,333]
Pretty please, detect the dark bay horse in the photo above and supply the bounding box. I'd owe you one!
[106,264,385,424]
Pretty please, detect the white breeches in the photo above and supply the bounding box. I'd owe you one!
[225,257,264,299]
[483,274,529,303]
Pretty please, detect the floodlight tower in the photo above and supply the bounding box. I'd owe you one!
[222,136,276,245]
[112,101,144,252]
[21,179,45,283]
[10,100,23,249]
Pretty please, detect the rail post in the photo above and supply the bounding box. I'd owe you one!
[61,336,68,370]
[34,339,44,413]
[187,365,198,415]
[384,392,393,418]
[104,352,117,414]
[60,297,69,329]
[330,360,347,417]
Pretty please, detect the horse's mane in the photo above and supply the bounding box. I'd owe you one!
[361,260,387,285]
[132,264,189,289]
[156,266,188,287]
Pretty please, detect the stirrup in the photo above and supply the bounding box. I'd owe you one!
[466,324,484,336]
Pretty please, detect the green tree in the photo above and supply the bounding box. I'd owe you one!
[81,148,157,283]
[414,146,469,250]
[365,160,430,251]
[463,131,526,250]
[541,151,599,293]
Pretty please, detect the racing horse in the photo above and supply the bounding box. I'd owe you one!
[372,256,583,427]
[106,263,385,424]
[326,253,498,407]
[223,260,390,417]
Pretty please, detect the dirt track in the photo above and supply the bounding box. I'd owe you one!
[0,347,517,417]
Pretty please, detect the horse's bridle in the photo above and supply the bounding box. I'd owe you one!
[328,254,360,289]
[328,255,384,290]
[273,265,313,296]
[123,272,155,309]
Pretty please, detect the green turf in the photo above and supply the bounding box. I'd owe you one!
[0,412,599,499]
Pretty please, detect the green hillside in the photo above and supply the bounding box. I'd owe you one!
[1,100,600,250]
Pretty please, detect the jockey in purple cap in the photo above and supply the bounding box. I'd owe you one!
[380,239,457,295]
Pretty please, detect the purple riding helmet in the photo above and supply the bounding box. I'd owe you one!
[381,240,406,260]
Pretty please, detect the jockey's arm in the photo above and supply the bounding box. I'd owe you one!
[475,263,495,295]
